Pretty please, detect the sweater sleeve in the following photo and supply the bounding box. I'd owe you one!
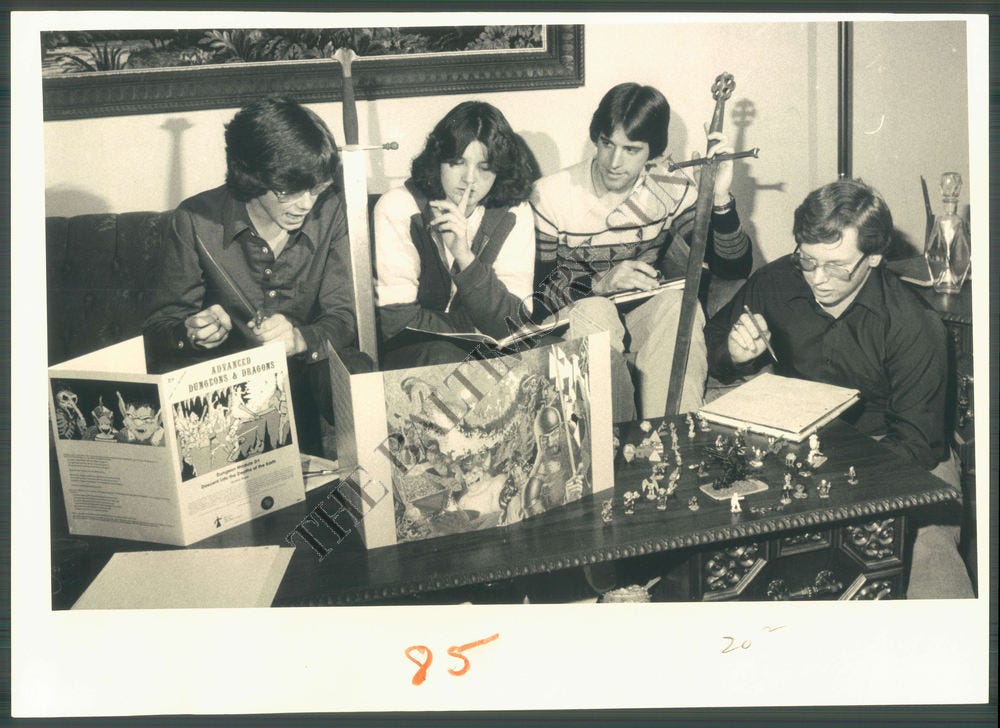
[666,201,753,280]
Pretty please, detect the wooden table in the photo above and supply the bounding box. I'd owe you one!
[50,416,959,609]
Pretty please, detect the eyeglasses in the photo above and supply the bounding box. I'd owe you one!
[272,181,332,203]
[790,246,869,281]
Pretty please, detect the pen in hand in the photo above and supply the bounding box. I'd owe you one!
[742,305,778,363]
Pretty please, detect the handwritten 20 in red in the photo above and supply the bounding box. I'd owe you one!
[405,633,500,685]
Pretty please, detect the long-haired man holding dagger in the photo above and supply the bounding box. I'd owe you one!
[143,97,373,454]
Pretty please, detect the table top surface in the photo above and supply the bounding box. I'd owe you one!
[50,415,959,609]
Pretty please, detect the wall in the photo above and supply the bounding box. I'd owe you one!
[852,20,970,255]
[43,20,965,264]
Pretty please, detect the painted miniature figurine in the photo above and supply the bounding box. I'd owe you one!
[642,476,658,501]
[817,479,831,498]
[601,498,614,524]
[730,492,744,514]
[623,443,636,463]
[847,466,858,485]
[670,431,679,450]
[714,435,725,449]
[807,433,827,468]
[688,495,700,511]
[674,450,683,466]
[793,483,808,499]
[697,461,709,478]
[781,473,793,505]
[668,421,677,436]
[698,414,711,432]
[656,487,669,511]
[623,491,640,514]
[748,446,765,468]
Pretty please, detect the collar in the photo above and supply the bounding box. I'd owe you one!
[784,255,887,321]
[221,189,314,252]
[221,191,252,249]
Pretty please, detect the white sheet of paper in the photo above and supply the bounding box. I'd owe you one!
[72,546,294,610]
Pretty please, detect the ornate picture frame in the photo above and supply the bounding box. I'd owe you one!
[42,25,584,120]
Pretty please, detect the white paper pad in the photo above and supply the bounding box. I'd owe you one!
[72,546,294,610]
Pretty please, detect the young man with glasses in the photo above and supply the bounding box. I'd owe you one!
[143,96,372,454]
[704,178,973,599]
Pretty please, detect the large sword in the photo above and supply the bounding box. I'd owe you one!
[333,48,397,363]
[663,72,737,416]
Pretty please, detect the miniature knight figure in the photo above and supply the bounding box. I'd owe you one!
[817,479,832,498]
[601,499,614,524]
[622,443,636,463]
[730,493,744,514]
[688,496,700,511]
[623,491,639,515]
[807,434,827,467]
[847,466,858,485]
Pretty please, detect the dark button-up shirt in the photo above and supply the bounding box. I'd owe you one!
[143,185,358,368]
[705,256,948,469]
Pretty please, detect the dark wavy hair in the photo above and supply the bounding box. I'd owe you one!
[589,83,671,159]
[793,179,893,255]
[224,96,340,201]
[410,101,539,208]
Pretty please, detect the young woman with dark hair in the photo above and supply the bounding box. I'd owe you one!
[374,101,540,368]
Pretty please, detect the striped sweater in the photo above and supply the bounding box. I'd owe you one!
[530,159,752,308]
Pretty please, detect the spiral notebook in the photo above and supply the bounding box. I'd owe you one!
[697,373,859,442]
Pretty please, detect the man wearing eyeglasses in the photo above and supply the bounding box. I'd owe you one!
[704,178,973,599]
[143,96,372,454]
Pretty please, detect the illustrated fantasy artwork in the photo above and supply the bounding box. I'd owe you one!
[172,372,292,482]
[381,338,594,543]
[50,379,164,447]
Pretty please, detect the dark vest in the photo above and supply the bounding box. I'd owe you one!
[404,180,517,313]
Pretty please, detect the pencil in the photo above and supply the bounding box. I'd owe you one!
[742,304,778,363]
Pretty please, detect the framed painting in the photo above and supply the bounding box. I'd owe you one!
[41,24,584,120]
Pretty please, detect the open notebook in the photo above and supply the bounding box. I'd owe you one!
[405,277,684,350]
[697,373,859,442]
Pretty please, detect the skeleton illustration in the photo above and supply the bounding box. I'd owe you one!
[54,387,87,440]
